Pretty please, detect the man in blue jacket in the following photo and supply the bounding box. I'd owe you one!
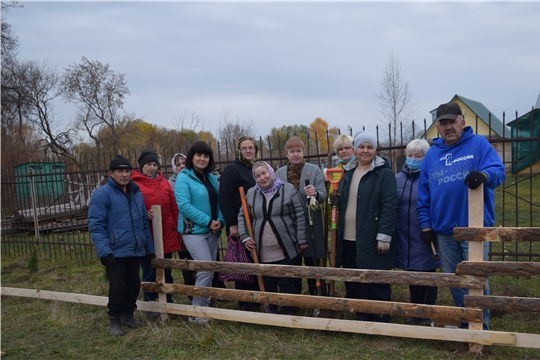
[417,102,506,330]
[89,155,155,336]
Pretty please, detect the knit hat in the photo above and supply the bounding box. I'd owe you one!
[138,148,159,169]
[436,102,463,122]
[353,130,377,151]
[109,155,133,170]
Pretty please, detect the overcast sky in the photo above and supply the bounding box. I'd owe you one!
[5,1,540,139]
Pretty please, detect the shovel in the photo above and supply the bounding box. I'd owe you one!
[239,186,270,313]
[326,168,344,298]
[304,179,326,301]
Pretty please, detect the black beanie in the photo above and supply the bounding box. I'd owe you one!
[138,148,159,169]
[109,155,133,170]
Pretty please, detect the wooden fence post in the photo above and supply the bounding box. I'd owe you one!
[151,205,168,320]
[468,184,485,353]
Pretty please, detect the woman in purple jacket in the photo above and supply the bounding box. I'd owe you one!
[395,139,440,326]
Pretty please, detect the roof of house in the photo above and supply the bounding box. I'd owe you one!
[506,107,540,128]
[430,94,508,137]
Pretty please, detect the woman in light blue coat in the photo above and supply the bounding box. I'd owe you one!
[175,141,224,323]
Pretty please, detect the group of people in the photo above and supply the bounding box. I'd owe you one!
[89,101,505,335]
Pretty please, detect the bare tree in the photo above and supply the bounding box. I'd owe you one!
[60,57,130,152]
[376,52,418,147]
[1,2,20,63]
[216,108,255,157]
[172,109,205,133]
[21,60,76,159]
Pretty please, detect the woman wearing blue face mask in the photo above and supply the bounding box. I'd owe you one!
[395,139,440,326]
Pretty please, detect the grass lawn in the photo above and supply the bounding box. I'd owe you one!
[2,253,540,360]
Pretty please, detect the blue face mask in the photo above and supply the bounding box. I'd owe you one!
[406,158,422,172]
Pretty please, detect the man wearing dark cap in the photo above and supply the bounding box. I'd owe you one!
[88,155,155,336]
[417,102,505,330]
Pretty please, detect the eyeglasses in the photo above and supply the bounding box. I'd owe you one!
[240,146,255,152]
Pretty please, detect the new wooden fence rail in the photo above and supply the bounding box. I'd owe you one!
[0,286,524,347]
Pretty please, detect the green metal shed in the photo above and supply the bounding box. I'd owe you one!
[14,162,66,207]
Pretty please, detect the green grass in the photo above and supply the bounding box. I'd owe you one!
[491,174,540,261]
[2,254,540,359]
[495,174,540,227]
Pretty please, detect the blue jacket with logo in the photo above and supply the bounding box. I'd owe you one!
[89,176,155,259]
[417,127,506,234]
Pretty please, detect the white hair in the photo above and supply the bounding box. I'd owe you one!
[405,139,430,155]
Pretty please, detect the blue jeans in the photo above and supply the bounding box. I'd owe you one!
[437,234,490,330]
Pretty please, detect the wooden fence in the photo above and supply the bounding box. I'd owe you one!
[2,189,539,354]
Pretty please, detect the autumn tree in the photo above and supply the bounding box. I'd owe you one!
[266,124,309,159]
[308,117,340,154]
[376,52,418,147]
[60,57,130,153]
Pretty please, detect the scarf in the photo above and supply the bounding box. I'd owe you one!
[138,169,159,180]
[253,161,284,196]
[236,148,258,168]
[286,159,305,190]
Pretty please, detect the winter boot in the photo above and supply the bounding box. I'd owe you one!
[109,317,125,336]
[121,312,143,328]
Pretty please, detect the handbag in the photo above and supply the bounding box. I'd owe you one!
[219,235,255,283]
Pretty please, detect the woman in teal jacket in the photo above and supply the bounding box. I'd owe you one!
[174,141,224,323]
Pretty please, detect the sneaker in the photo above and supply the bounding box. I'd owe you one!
[188,316,210,324]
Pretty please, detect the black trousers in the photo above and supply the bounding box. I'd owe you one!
[342,240,391,322]
[409,269,438,305]
[263,258,297,314]
[105,256,141,318]
[294,256,320,295]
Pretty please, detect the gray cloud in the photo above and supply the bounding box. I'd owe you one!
[7,2,540,137]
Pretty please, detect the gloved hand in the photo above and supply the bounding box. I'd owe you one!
[464,171,487,190]
[328,192,340,207]
[420,230,438,248]
[376,240,390,255]
[146,253,156,261]
[100,254,115,267]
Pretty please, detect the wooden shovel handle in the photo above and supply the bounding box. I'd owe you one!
[239,186,265,291]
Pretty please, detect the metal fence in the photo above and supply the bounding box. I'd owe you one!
[1,117,539,261]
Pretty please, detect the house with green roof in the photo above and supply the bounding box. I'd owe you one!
[426,94,511,171]
[506,96,540,175]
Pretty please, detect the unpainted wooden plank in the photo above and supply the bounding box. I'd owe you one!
[152,259,487,289]
[151,204,167,320]
[7,287,540,348]
[142,282,483,322]
[465,295,540,312]
[454,227,540,242]
[456,261,540,277]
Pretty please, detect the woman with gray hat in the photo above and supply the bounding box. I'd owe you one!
[132,149,181,315]
[329,130,398,322]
